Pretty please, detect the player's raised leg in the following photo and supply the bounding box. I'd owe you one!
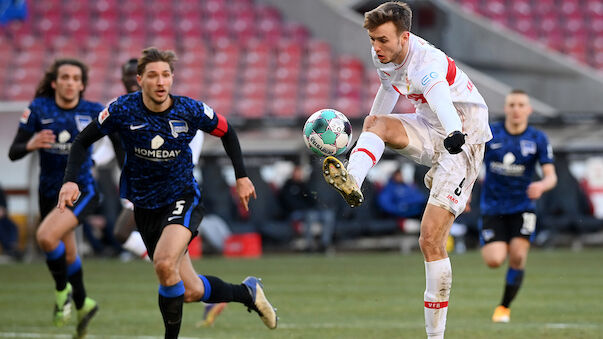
[324,115,408,207]
[179,246,277,329]
[37,209,80,327]
[420,204,455,339]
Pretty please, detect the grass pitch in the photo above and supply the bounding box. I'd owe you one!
[0,249,602,339]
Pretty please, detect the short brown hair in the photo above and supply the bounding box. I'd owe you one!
[509,89,528,95]
[35,58,88,99]
[363,1,412,34]
[137,47,177,75]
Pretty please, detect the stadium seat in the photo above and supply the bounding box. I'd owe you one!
[269,97,298,117]
[236,98,267,118]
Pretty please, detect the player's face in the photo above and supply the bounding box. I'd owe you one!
[138,61,173,107]
[504,93,532,126]
[122,64,140,94]
[51,64,84,107]
[368,22,409,64]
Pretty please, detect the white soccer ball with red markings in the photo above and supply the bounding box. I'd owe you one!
[303,109,352,157]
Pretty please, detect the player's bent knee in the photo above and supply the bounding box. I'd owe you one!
[183,287,203,302]
[484,257,505,268]
[153,257,177,279]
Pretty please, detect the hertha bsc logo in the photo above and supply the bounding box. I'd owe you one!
[169,120,188,138]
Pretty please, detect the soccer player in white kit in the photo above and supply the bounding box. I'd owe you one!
[322,2,492,338]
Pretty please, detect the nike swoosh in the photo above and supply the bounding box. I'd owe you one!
[167,216,182,222]
[41,118,54,124]
[130,124,147,130]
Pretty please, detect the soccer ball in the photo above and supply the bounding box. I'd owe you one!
[303,109,352,157]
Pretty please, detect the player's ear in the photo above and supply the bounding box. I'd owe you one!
[136,74,142,86]
[400,31,410,46]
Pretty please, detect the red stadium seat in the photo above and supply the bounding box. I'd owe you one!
[269,97,298,117]
[302,97,330,115]
[236,98,266,118]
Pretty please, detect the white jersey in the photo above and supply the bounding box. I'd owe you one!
[371,33,492,144]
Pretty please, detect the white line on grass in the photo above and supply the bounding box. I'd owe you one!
[546,323,599,329]
[0,333,209,339]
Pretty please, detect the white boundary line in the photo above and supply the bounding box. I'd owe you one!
[0,333,209,339]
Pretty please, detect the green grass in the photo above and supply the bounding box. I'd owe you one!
[1,249,602,338]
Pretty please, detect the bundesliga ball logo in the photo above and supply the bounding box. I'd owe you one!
[303,109,352,157]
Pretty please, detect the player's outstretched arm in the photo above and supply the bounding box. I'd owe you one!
[527,163,557,199]
[8,129,55,160]
[235,177,256,212]
[219,122,256,210]
[422,80,465,154]
[62,122,106,202]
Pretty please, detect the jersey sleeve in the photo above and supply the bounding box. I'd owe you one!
[370,70,399,115]
[18,103,38,133]
[537,131,554,165]
[195,100,228,137]
[95,102,118,136]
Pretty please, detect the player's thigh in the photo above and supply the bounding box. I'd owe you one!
[154,225,191,266]
[481,241,508,268]
[36,207,79,251]
[114,208,136,242]
[508,237,530,269]
[362,114,409,148]
[425,144,484,218]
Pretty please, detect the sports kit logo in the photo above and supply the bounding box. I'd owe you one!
[133,135,181,162]
[169,120,188,138]
[75,115,92,131]
[98,108,110,124]
[20,108,31,124]
[129,123,146,130]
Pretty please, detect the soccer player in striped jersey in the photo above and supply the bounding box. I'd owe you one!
[480,89,557,323]
[8,58,102,338]
[322,2,491,338]
[57,48,277,338]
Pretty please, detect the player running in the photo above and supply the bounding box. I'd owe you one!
[57,48,277,338]
[322,2,491,338]
[8,58,102,339]
[480,89,557,323]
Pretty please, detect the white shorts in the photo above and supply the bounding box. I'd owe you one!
[391,113,485,217]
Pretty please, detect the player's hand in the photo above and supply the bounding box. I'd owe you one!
[527,181,546,200]
[235,177,257,212]
[444,131,466,154]
[26,129,55,151]
[57,182,80,212]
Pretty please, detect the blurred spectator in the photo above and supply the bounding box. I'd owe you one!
[0,184,22,260]
[377,169,427,218]
[279,164,335,252]
[537,154,603,245]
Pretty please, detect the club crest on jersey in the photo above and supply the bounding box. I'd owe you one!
[169,120,188,138]
[98,108,110,124]
[520,140,536,157]
[75,115,93,131]
[20,108,31,124]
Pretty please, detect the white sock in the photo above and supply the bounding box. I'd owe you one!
[347,132,385,186]
[123,231,150,261]
[424,258,452,339]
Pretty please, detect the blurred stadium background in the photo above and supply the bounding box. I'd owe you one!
[1,0,603,259]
